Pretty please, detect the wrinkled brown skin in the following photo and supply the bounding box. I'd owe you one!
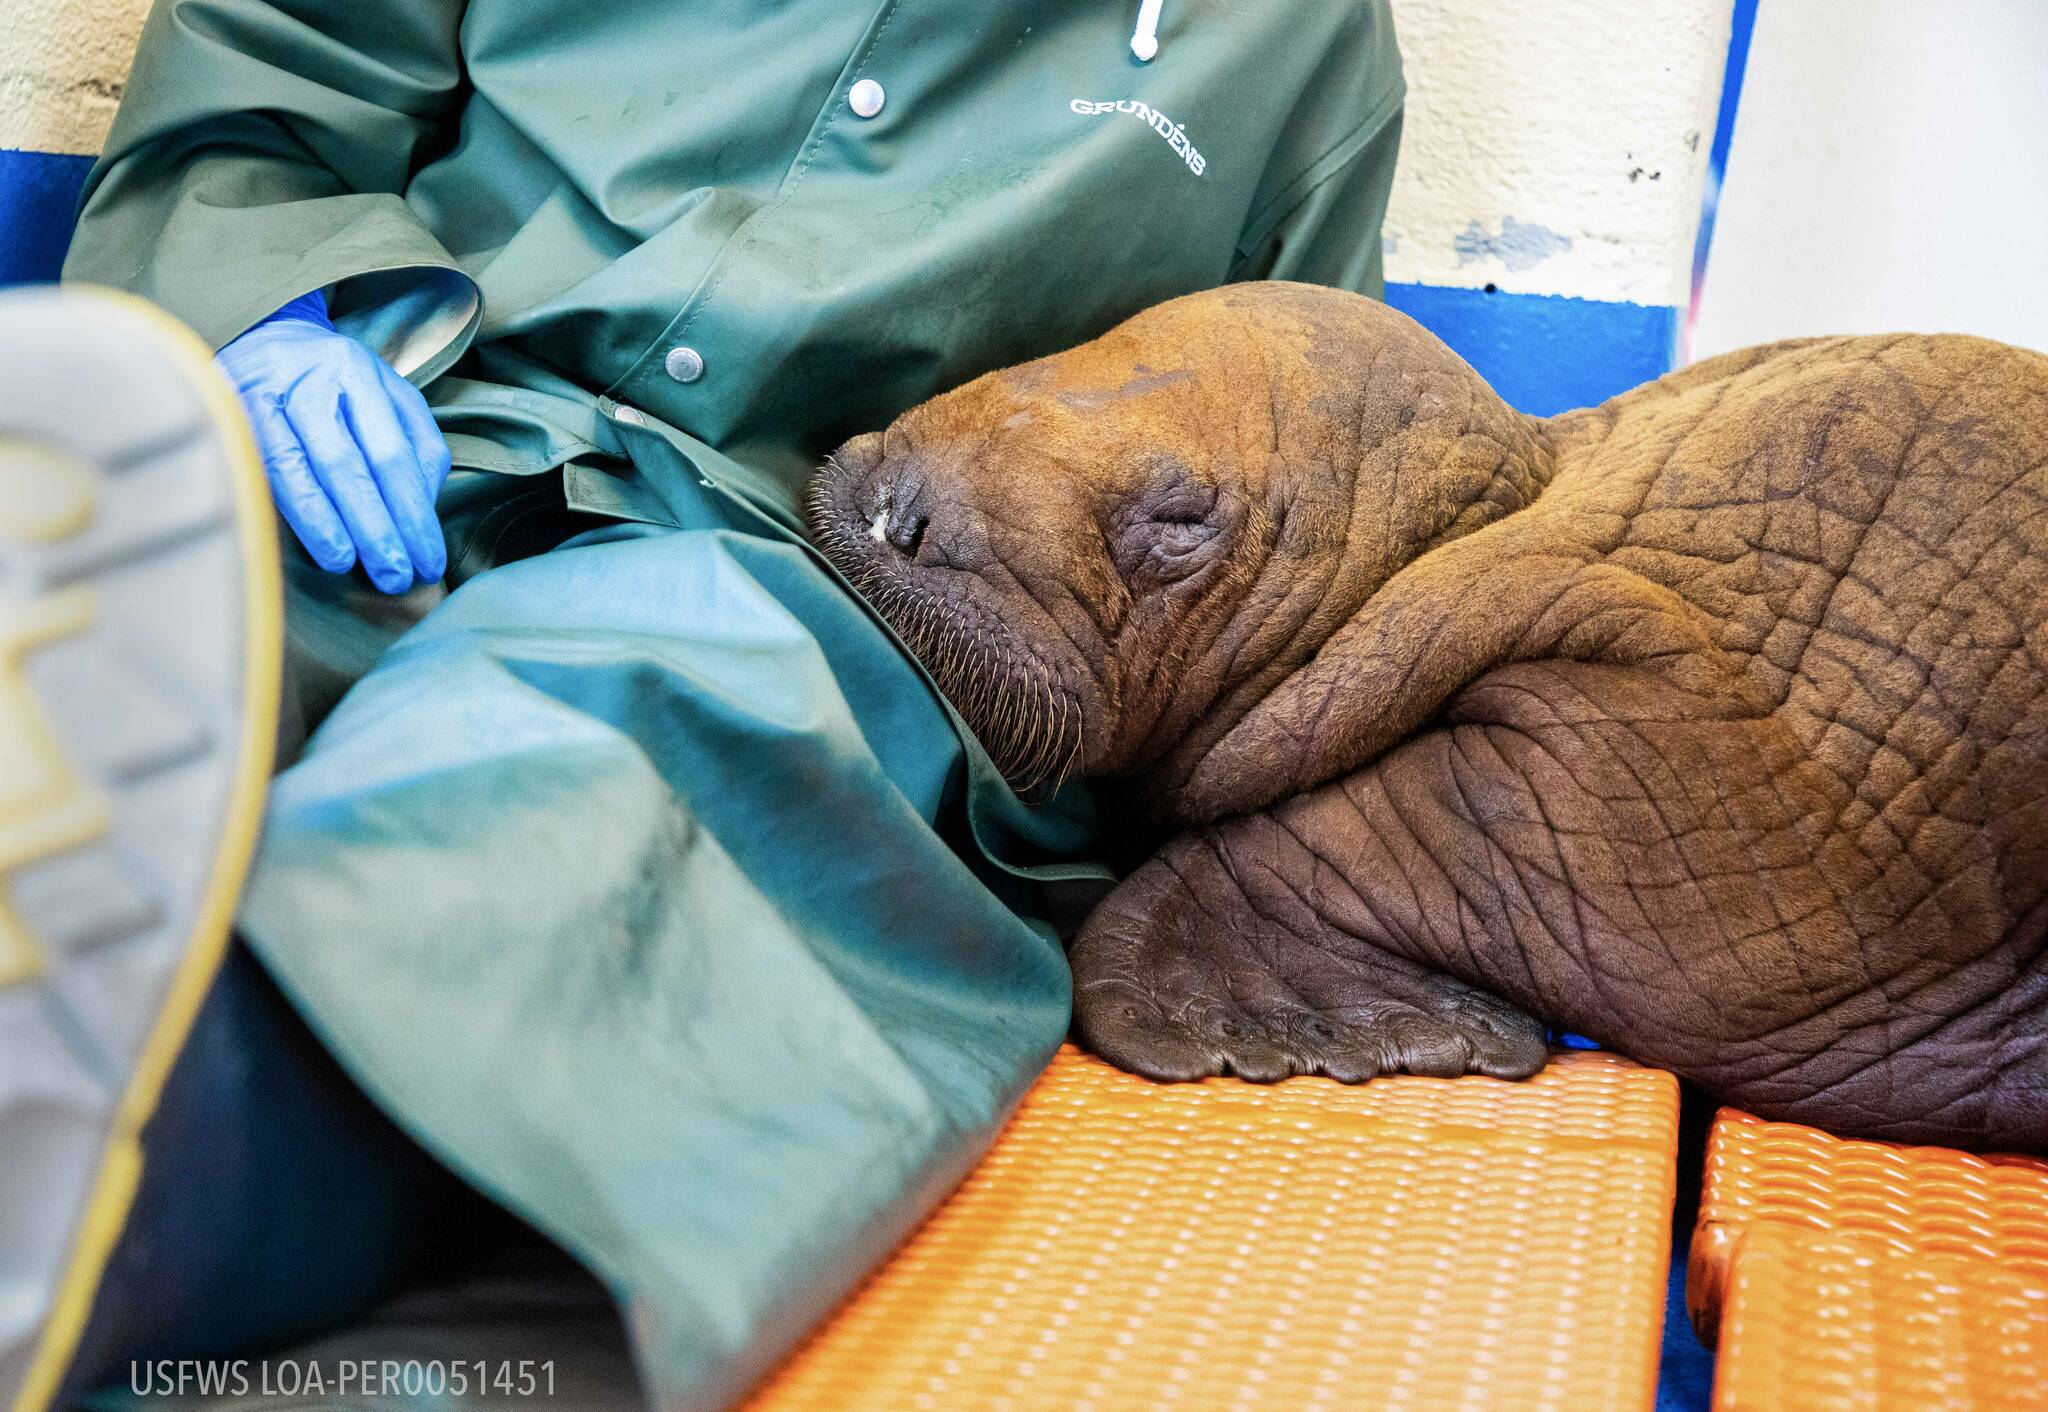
[806,282,2048,1152]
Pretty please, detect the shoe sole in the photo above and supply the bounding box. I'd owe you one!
[0,287,281,1412]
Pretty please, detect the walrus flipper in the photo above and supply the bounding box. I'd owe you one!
[1070,822,1548,1085]
[1086,648,2047,1149]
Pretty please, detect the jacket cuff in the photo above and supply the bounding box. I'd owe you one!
[328,263,480,386]
[84,193,480,385]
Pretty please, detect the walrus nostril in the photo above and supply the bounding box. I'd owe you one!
[886,509,928,556]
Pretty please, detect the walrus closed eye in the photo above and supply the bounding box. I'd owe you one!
[806,281,2048,1154]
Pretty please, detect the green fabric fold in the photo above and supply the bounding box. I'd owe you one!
[240,527,1076,1410]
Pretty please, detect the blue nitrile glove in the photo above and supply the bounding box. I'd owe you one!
[217,290,451,594]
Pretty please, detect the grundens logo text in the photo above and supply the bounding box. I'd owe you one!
[1070,99,1207,175]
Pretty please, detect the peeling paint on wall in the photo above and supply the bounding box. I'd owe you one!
[1453,217,1571,273]
[1383,0,1735,413]
[1385,0,1732,308]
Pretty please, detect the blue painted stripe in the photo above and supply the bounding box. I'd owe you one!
[1707,0,1759,196]
[1689,0,1760,320]
[1385,281,1681,417]
[0,148,94,287]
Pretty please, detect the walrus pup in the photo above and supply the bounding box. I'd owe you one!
[807,282,2048,1152]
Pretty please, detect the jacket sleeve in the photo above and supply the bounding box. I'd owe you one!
[62,0,478,383]
[1228,0,1405,299]
[1231,101,1404,298]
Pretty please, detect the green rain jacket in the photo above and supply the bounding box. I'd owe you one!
[66,2,1403,1405]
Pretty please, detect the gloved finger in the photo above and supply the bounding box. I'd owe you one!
[343,375,447,584]
[375,360,454,501]
[244,392,355,573]
[285,378,415,594]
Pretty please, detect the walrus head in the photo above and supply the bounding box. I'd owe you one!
[806,282,1555,802]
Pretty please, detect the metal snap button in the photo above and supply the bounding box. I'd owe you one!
[664,346,705,384]
[849,79,885,119]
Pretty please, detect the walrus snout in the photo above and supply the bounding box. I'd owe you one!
[806,431,877,545]
[805,419,1114,793]
[881,503,928,557]
[807,431,942,567]
[871,468,932,558]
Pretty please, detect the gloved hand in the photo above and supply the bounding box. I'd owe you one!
[217,290,452,594]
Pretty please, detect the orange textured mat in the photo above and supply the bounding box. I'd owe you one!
[1687,1108,2048,1412]
[744,1046,1680,1412]
[1710,1225,2048,1411]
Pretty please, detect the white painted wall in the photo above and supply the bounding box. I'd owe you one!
[0,0,152,155]
[1694,0,2048,357]
[1386,0,1732,309]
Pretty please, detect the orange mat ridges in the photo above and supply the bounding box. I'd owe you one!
[1710,1224,2048,1412]
[745,1046,1680,1412]
[1687,1108,2048,1412]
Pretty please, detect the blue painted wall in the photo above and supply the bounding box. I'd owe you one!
[0,147,93,286]
[1385,282,1682,417]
